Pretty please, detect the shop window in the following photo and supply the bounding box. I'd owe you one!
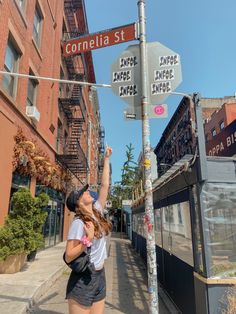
[36,183,65,247]
[9,172,31,212]
[2,39,20,97]
[161,201,193,266]
[33,4,43,47]
[202,182,236,278]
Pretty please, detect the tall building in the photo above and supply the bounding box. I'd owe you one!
[154,96,236,177]
[0,0,104,245]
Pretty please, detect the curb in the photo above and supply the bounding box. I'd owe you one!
[26,265,68,313]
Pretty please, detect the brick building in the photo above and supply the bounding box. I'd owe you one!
[204,102,236,156]
[0,0,104,245]
[154,96,236,177]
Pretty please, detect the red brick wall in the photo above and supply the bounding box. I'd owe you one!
[204,103,236,141]
[0,0,64,223]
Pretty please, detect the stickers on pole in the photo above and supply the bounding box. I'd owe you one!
[124,104,168,120]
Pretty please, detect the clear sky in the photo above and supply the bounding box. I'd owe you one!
[85,0,236,184]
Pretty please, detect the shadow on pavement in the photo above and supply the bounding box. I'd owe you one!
[112,234,149,314]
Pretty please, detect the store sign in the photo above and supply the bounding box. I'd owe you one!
[206,120,236,156]
[63,23,136,56]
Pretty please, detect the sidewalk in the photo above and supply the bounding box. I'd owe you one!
[105,233,172,314]
[0,242,67,314]
[0,233,176,313]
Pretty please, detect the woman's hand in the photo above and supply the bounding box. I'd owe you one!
[84,221,94,241]
[105,146,112,158]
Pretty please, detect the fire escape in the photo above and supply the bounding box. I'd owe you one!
[56,0,88,180]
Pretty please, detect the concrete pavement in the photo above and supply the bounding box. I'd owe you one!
[0,233,177,313]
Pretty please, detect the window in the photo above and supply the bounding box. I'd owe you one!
[219,120,224,130]
[17,0,26,10]
[177,204,183,224]
[26,72,38,106]
[33,5,43,46]
[212,128,217,137]
[2,40,20,97]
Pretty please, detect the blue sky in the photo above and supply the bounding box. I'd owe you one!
[85,0,236,184]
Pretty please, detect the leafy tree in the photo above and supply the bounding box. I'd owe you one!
[109,144,140,209]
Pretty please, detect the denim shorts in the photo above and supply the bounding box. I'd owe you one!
[66,268,106,307]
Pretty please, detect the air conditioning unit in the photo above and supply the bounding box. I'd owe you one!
[26,106,40,122]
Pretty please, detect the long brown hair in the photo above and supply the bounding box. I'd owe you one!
[75,203,112,238]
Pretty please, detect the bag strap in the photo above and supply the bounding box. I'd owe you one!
[87,246,91,256]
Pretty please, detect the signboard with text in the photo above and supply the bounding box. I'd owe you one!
[147,42,182,105]
[111,44,141,107]
[111,42,182,110]
[63,23,136,56]
[206,120,236,157]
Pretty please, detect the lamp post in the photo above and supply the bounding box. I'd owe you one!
[138,1,159,313]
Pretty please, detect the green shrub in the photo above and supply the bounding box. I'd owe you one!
[0,188,49,261]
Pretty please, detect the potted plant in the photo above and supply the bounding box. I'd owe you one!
[0,188,49,272]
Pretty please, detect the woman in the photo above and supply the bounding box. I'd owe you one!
[65,146,112,314]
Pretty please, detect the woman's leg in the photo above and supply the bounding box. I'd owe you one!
[90,298,105,314]
[68,299,91,314]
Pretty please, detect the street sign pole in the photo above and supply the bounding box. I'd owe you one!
[138,1,159,313]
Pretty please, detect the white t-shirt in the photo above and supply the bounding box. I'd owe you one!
[67,201,107,270]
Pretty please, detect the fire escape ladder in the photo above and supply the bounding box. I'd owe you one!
[58,0,88,179]
[56,126,88,179]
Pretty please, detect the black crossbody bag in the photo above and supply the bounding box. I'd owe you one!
[63,246,95,274]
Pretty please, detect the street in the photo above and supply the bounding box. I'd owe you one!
[30,235,171,314]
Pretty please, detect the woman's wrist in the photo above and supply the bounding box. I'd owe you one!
[81,236,92,247]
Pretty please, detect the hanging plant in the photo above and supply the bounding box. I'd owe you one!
[12,128,72,192]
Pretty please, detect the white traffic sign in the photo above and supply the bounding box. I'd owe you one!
[124,104,168,120]
[111,44,141,107]
[147,42,182,105]
[111,42,182,109]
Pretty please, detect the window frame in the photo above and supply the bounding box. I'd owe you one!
[219,120,225,130]
[2,39,20,98]
[26,70,38,107]
[17,0,26,11]
[33,3,43,47]
[211,128,217,137]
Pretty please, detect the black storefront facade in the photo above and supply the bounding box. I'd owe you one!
[132,155,236,314]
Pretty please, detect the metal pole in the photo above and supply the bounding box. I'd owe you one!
[0,70,111,88]
[138,1,158,313]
